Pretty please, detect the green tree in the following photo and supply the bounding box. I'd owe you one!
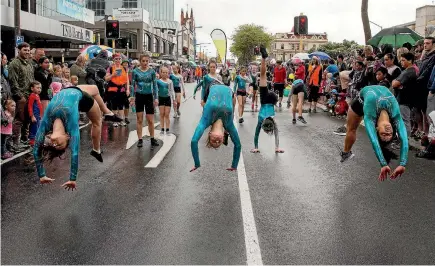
[230,24,274,66]
[308,39,364,59]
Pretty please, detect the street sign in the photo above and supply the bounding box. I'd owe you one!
[16,36,24,46]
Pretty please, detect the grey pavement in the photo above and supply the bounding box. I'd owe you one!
[1,83,435,265]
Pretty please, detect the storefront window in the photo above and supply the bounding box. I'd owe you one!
[122,0,137,8]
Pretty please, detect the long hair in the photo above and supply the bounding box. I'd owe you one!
[377,116,398,164]
[261,117,275,135]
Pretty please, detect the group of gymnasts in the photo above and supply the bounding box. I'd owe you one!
[33,46,409,191]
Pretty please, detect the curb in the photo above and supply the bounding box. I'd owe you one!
[313,103,422,151]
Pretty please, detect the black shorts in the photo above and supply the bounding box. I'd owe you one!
[174,86,181,93]
[124,93,130,109]
[292,83,305,95]
[67,86,95,113]
[158,96,171,107]
[308,85,320,102]
[236,90,247,97]
[350,95,364,117]
[135,93,154,114]
[251,83,258,91]
[106,91,125,111]
[274,83,285,97]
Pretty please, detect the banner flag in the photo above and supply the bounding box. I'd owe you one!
[210,29,228,65]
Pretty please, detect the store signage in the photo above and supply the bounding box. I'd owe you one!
[61,23,91,42]
[151,53,160,58]
[57,0,95,24]
[113,8,149,23]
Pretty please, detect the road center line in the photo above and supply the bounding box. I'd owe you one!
[234,108,263,265]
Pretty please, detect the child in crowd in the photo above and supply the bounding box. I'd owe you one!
[27,81,42,146]
[334,92,349,118]
[375,66,391,88]
[1,99,16,159]
[326,89,339,115]
[49,82,62,99]
[71,75,79,86]
[52,65,63,84]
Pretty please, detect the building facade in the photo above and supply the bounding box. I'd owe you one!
[271,32,328,61]
[85,0,174,21]
[140,0,174,21]
[1,0,94,60]
[177,8,195,61]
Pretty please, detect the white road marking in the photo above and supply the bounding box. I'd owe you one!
[0,122,91,165]
[234,109,263,265]
[125,122,160,149]
[144,133,177,168]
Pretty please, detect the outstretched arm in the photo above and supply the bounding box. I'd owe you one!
[191,115,212,168]
[33,118,50,178]
[274,121,279,149]
[254,119,262,149]
[364,115,388,167]
[193,80,203,96]
[225,120,242,169]
[393,113,409,167]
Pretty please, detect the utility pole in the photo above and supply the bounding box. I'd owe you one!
[14,0,21,57]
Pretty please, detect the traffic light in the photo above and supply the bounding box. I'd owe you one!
[106,20,120,39]
[182,46,188,55]
[298,16,308,35]
[294,16,300,34]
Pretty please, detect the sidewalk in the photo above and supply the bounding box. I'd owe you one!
[313,102,422,151]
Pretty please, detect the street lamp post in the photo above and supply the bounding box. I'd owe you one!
[195,42,211,64]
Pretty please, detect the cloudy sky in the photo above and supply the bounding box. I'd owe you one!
[174,0,432,57]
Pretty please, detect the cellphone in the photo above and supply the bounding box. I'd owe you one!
[254,46,260,56]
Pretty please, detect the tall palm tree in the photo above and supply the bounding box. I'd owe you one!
[361,0,372,44]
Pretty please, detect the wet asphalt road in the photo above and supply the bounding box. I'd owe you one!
[2,83,435,265]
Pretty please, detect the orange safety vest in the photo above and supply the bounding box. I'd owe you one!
[309,65,322,87]
[108,65,128,92]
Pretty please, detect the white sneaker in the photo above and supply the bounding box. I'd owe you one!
[160,130,165,136]
[173,113,178,118]
[166,130,171,135]
[120,121,127,127]
[177,110,181,116]
[113,122,119,127]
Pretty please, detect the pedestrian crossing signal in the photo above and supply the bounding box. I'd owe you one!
[298,16,308,35]
[106,20,120,39]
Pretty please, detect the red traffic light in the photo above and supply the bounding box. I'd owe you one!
[300,18,306,23]
[112,22,118,27]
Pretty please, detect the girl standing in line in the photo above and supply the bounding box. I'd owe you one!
[157,67,176,135]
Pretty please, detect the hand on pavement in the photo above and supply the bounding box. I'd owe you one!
[391,166,405,179]
[250,149,260,153]
[275,149,285,153]
[226,167,237,171]
[378,166,391,182]
[61,181,77,191]
[40,176,55,184]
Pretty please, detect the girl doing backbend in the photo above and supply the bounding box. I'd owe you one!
[340,85,409,181]
[190,82,241,172]
[33,85,122,191]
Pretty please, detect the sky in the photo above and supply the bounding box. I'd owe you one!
[173,0,432,58]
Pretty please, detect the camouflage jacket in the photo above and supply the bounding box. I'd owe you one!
[8,57,34,98]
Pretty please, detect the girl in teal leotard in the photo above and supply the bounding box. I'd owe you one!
[341,85,409,181]
[190,84,241,172]
[193,61,223,107]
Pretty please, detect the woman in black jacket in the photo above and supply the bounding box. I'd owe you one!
[34,56,53,114]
